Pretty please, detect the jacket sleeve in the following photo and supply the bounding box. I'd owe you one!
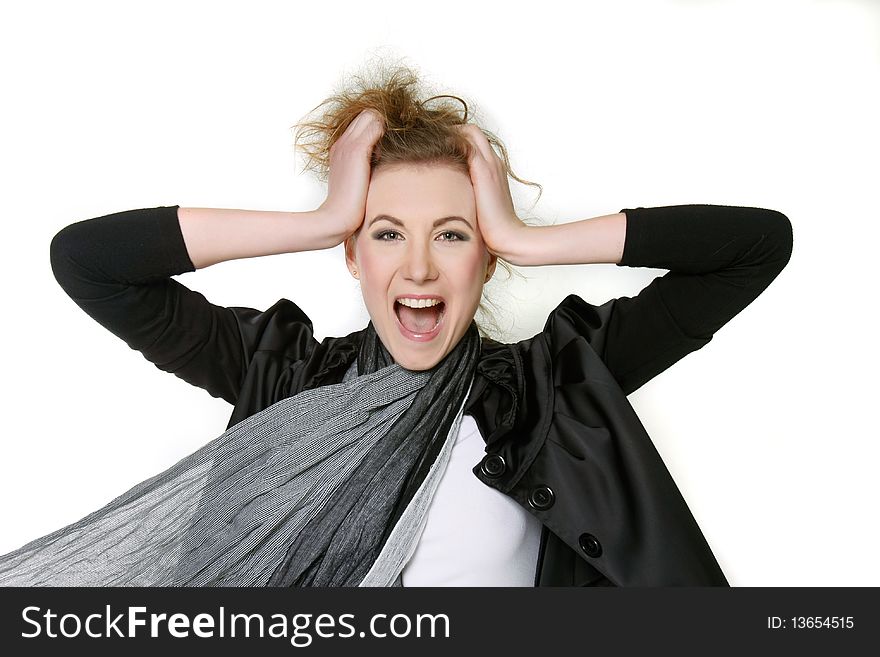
[48,205,317,405]
[598,204,793,395]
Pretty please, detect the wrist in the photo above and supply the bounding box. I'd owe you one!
[307,207,351,250]
[492,223,536,266]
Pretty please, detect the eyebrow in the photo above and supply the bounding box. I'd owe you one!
[368,214,474,231]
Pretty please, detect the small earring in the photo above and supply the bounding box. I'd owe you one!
[352,269,358,278]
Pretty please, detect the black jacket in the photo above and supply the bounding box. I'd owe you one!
[49,203,793,586]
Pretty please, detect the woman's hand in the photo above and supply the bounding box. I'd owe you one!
[457,124,629,267]
[455,124,531,262]
[316,109,386,247]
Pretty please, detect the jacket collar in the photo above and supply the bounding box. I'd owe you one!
[464,339,524,446]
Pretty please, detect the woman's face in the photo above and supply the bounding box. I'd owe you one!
[345,163,497,371]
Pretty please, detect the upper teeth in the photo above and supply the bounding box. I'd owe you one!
[397,298,442,308]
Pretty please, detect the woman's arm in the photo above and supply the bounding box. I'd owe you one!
[177,112,388,269]
[609,204,792,393]
[177,207,332,270]
[492,211,627,266]
[449,127,794,393]
[507,204,793,394]
[49,206,328,404]
[50,113,385,404]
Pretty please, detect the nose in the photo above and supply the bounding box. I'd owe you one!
[401,240,439,283]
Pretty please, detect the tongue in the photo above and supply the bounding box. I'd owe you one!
[397,303,441,334]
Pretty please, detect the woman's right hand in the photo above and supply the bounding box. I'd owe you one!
[316,109,385,246]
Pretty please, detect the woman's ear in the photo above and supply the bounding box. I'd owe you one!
[344,236,359,278]
[485,253,498,282]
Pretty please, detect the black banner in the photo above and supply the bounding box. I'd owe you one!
[0,587,874,654]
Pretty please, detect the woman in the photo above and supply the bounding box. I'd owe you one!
[0,65,792,587]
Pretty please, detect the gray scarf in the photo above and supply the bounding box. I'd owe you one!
[0,320,481,587]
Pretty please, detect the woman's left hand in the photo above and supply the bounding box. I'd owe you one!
[455,124,530,260]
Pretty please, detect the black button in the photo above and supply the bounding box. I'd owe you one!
[579,533,602,558]
[480,454,506,478]
[528,485,555,510]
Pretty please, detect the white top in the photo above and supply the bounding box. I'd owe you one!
[400,414,544,586]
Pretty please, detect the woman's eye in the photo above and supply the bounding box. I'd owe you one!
[375,230,400,241]
[438,231,466,241]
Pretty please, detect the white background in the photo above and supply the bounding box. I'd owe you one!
[0,0,877,586]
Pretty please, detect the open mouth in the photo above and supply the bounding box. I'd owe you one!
[394,299,446,341]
